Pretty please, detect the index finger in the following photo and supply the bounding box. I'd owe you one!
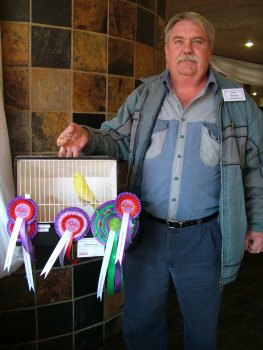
[57,125,75,146]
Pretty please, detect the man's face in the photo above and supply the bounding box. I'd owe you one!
[165,20,213,80]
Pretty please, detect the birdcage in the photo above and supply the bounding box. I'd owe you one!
[14,156,118,244]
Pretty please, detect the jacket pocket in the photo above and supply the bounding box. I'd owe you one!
[222,124,247,167]
[145,120,168,159]
[200,125,220,167]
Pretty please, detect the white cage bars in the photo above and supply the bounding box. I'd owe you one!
[15,157,118,223]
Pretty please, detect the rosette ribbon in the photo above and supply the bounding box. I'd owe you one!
[91,196,140,300]
[4,196,38,291]
[115,192,141,265]
[41,207,90,278]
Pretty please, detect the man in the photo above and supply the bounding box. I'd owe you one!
[57,12,263,350]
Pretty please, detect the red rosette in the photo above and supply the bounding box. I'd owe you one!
[7,220,38,243]
[7,196,38,224]
[115,192,141,218]
[55,207,90,242]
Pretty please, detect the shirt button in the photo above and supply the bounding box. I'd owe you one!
[175,177,179,180]
[172,198,176,202]
[180,135,184,138]
[178,155,182,158]
[182,118,186,122]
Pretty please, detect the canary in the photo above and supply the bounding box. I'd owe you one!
[73,172,99,208]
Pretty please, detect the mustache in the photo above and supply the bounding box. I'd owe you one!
[176,54,199,63]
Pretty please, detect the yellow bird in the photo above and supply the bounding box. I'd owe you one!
[73,172,99,209]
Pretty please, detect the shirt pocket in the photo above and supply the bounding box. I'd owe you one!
[145,120,169,159]
[200,124,220,167]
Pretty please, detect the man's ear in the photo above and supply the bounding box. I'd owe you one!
[164,44,168,60]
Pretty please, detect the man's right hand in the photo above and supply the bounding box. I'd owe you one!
[57,122,90,157]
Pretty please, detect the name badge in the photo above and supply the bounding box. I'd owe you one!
[222,88,246,102]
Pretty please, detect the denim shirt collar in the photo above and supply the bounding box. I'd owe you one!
[163,66,218,96]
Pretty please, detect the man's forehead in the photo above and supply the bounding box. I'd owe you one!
[169,21,208,39]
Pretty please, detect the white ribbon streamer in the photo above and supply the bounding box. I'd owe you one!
[40,230,72,278]
[3,216,23,271]
[97,230,115,300]
[22,246,35,292]
[59,233,72,266]
[115,212,129,265]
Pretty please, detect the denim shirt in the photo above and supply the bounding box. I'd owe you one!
[140,72,220,220]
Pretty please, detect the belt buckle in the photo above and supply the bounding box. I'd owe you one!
[167,220,183,229]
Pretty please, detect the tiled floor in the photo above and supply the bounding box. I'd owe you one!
[102,252,263,349]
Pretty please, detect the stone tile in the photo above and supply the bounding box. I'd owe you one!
[157,0,166,19]
[74,295,103,330]
[136,6,155,47]
[5,110,30,154]
[73,113,105,129]
[74,0,107,33]
[32,26,71,69]
[32,111,71,152]
[32,0,71,27]
[38,335,73,350]
[108,38,134,77]
[108,76,134,113]
[75,325,103,349]
[36,267,72,305]
[100,336,125,350]
[37,301,73,339]
[135,42,154,79]
[228,294,261,314]
[31,68,71,111]
[73,260,102,298]
[0,22,29,66]
[105,315,123,344]
[155,16,165,50]
[73,31,107,73]
[218,327,263,350]
[218,304,248,331]
[154,48,166,75]
[104,292,124,320]
[109,0,136,40]
[0,0,30,21]
[0,269,35,311]
[237,313,263,334]
[1,309,36,346]
[107,113,117,121]
[137,0,155,11]
[3,67,29,110]
[73,72,106,112]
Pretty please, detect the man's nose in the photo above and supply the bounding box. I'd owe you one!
[183,41,193,53]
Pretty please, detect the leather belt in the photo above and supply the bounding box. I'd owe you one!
[147,211,218,229]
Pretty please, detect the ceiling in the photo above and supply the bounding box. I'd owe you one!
[169,0,263,65]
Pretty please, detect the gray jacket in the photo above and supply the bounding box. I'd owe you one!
[82,68,263,285]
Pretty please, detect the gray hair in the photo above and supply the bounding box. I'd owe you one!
[164,12,215,47]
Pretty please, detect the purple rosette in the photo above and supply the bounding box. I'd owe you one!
[7,196,38,225]
[91,198,140,297]
[114,192,141,219]
[54,207,91,241]
[114,192,141,263]
[7,220,38,243]
[91,201,139,245]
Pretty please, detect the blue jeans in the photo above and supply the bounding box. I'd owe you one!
[123,214,223,350]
